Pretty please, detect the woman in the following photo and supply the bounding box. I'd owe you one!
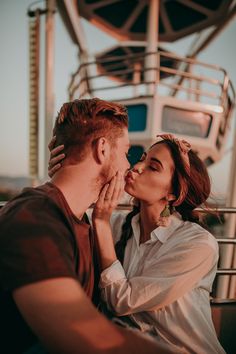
[49,134,225,354]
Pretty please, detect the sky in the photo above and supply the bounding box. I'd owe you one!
[0,0,236,202]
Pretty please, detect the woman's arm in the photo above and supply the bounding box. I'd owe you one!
[100,235,218,316]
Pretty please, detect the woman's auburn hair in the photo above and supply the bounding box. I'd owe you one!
[156,140,211,221]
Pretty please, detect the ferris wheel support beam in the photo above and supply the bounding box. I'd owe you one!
[145,0,159,95]
[56,0,88,53]
[171,4,236,97]
[56,0,91,96]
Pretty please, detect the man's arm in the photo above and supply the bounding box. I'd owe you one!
[13,277,171,354]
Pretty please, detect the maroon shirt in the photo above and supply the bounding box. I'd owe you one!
[0,182,99,353]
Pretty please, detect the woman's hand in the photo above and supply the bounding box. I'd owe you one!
[92,171,124,223]
[48,136,65,178]
[92,172,124,270]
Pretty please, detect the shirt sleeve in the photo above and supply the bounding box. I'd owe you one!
[99,234,218,316]
[0,198,77,291]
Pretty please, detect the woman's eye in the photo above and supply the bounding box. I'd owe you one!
[149,166,158,171]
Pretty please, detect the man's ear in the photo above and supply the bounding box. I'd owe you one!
[94,137,111,164]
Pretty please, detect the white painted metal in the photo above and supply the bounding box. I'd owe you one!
[216,120,236,298]
[145,0,158,95]
[44,0,56,179]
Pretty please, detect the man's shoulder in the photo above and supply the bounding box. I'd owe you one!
[0,183,68,232]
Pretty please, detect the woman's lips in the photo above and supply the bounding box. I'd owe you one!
[125,171,135,183]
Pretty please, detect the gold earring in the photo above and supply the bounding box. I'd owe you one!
[156,203,171,227]
[160,204,171,218]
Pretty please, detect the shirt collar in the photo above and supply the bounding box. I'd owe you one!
[151,212,183,243]
[131,212,183,245]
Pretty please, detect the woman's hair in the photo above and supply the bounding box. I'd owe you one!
[115,206,140,265]
[156,140,211,221]
[115,139,211,264]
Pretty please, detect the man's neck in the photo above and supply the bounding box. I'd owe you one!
[51,163,102,219]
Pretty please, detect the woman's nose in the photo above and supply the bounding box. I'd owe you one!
[132,163,143,175]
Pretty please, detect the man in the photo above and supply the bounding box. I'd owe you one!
[0,98,171,354]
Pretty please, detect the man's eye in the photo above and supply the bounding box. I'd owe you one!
[149,166,158,171]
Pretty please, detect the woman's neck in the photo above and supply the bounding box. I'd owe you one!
[139,201,165,244]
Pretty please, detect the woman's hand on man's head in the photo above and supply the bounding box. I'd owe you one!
[48,135,65,178]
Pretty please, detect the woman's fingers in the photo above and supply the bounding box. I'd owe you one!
[96,172,124,207]
[102,172,124,206]
[48,152,65,177]
[111,171,123,203]
[97,183,109,204]
[93,173,124,221]
[49,153,65,168]
[104,175,117,201]
[48,163,61,178]
[48,141,65,177]
[50,144,65,159]
[48,135,56,151]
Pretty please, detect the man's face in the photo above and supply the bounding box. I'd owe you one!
[102,128,130,183]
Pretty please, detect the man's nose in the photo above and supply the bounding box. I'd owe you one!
[126,160,130,170]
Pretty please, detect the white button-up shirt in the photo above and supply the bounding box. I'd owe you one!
[99,211,225,354]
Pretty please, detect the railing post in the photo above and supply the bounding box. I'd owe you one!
[28,11,40,182]
[216,122,236,298]
[132,62,141,96]
[44,0,56,179]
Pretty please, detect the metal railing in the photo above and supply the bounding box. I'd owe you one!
[0,201,235,278]
[68,50,235,117]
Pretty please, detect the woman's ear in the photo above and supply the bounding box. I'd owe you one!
[167,193,176,202]
[94,137,111,164]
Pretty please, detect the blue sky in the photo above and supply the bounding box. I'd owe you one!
[0,0,235,201]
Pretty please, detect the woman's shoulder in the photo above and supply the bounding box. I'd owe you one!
[178,217,219,251]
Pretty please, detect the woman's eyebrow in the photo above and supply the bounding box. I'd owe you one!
[150,157,164,169]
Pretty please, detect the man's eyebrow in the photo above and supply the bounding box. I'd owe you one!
[150,157,164,169]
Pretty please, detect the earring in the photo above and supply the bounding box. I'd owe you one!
[156,203,171,227]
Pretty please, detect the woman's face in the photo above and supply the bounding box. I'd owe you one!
[125,143,175,205]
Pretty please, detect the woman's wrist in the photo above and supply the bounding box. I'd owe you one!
[92,217,111,227]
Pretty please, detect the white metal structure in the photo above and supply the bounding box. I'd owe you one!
[68,49,235,167]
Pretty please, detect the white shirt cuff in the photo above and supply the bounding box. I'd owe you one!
[100,260,126,287]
